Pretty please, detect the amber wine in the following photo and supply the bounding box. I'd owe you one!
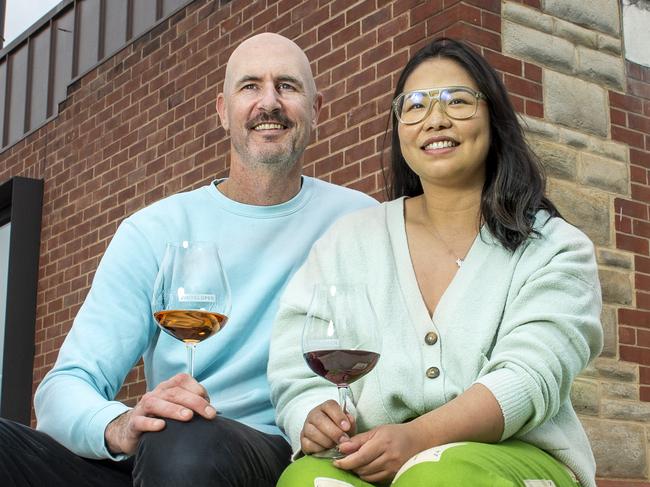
[154,309,228,343]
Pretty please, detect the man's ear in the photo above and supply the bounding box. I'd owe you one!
[216,93,229,131]
[311,92,323,130]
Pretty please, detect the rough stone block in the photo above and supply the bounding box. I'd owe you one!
[543,0,621,36]
[601,381,639,400]
[557,127,628,162]
[528,136,577,180]
[554,18,598,48]
[503,21,575,74]
[579,153,629,194]
[502,2,554,33]
[520,114,560,140]
[582,419,647,478]
[570,378,600,415]
[597,249,633,269]
[582,357,638,382]
[598,268,633,305]
[547,179,610,245]
[599,305,617,358]
[598,33,622,56]
[545,70,608,137]
[601,398,650,421]
[576,46,625,90]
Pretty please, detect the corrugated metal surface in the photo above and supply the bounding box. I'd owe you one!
[0,0,195,152]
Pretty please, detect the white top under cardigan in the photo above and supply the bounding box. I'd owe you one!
[268,198,603,487]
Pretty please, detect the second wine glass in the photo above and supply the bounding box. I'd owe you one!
[152,241,231,378]
[302,284,380,459]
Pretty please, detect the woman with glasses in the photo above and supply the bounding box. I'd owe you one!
[268,38,602,487]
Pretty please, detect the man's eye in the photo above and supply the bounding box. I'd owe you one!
[278,83,295,91]
[242,84,258,90]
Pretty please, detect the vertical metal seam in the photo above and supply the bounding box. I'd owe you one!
[2,52,11,148]
[98,0,106,62]
[156,0,163,21]
[0,0,7,51]
[46,19,56,119]
[126,0,133,42]
[24,37,33,134]
[71,0,80,79]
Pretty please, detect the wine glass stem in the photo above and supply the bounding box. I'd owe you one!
[186,343,196,377]
[338,386,350,415]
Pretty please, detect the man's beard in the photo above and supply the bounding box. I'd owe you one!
[233,110,308,168]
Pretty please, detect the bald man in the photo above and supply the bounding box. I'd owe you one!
[0,33,376,487]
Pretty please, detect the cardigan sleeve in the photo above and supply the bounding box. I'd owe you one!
[268,237,339,454]
[474,222,603,441]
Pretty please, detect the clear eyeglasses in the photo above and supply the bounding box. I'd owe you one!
[392,86,486,125]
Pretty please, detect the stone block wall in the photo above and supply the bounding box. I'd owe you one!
[501,1,650,484]
[0,1,648,485]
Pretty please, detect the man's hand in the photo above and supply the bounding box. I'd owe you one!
[334,423,422,484]
[300,400,355,455]
[104,373,217,456]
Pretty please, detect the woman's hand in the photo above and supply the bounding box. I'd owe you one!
[334,423,423,484]
[300,400,356,455]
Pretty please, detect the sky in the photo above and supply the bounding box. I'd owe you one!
[4,0,61,46]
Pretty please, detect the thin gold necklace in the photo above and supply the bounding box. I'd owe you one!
[422,220,466,267]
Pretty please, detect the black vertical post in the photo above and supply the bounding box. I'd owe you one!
[0,0,6,50]
[0,177,43,426]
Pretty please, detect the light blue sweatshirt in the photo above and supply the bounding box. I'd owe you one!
[35,177,377,460]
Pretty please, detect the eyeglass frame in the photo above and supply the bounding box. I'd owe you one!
[391,85,487,125]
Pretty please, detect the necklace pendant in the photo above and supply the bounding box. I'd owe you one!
[456,258,463,268]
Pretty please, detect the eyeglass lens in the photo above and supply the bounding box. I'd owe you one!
[396,88,478,123]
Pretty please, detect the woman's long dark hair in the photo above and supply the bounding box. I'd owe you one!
[383,38,559,252]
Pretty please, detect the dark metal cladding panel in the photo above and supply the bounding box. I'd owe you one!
[51,7,74,115]
[7,44,28,146]
[0,61,6,146]
[29,26,51,131]
[132,0,158,39]
[77,0,101,76]
[104,0,128,58]
[162,0,188,16]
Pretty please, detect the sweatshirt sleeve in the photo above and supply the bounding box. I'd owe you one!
[268,237,340,455]
[34,218,159,460]
[475,223,603,441]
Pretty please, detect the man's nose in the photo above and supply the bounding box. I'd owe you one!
[257,85,281,112]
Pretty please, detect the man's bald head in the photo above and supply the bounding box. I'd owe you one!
[223,33,317,98]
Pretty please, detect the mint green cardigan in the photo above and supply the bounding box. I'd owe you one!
[269,198,603,487]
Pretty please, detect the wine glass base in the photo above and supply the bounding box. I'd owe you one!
[312,448,345,460]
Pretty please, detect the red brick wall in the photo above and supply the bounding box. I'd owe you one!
[2,0,543,415]
[613,60,650,402]
[0,7,649,482]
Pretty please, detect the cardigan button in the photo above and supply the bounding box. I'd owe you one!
[424,331,438,345]
[426,366,440,379]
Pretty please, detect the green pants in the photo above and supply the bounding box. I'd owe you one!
[277,440,580,486]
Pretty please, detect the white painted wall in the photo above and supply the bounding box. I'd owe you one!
[622,0,650,68]
[0,222,11,405]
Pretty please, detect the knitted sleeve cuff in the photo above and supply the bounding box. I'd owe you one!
[475,367,535,440]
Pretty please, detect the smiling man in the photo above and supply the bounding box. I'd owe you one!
[0,33,376,487]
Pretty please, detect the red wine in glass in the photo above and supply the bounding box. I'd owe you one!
[303,349,379,386]
[302,284,380,459]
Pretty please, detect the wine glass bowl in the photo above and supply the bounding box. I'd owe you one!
[302,284,380,459]
[152,241,231,377]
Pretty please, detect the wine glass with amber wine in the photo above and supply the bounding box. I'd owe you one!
[302,284,381,459]
[152,241,231,377]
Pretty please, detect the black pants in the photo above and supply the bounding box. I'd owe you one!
[0,416,291,486]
